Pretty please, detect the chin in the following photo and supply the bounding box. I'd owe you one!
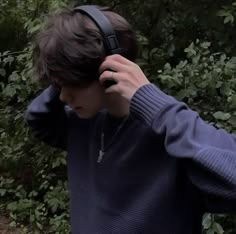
[75,111,98,119]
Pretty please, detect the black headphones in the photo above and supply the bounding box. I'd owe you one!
[73,5,125,87]
[73,5,124,56]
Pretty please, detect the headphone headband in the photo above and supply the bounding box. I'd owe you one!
[74,5,122,55]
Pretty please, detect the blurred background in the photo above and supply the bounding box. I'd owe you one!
[0,0,236,233]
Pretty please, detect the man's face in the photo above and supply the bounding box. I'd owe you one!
[58,81,105,119]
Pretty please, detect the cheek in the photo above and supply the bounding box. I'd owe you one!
[88,92,104,107]
[90,90,105,109]
[77,88,104,107]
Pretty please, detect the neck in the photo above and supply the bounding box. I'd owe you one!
[103,93,130,118]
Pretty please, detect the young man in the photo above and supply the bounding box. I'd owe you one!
[25,4,236,234]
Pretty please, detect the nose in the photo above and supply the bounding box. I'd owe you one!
[59,87,73,104]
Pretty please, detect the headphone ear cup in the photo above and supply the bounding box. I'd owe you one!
[101,69,117,88]
[74,5,125,86]
[103,79,117,88]
[73,5,122,55]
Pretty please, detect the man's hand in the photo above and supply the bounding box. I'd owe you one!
[99,54,150,101]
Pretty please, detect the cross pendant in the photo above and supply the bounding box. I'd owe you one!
[97,150,104,163]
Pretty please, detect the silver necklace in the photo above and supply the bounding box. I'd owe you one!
[97,114,128,163]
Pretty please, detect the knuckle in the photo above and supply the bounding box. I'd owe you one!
[104,70,111,77]
[100,70,108,78]
[127,68,134,76]
[102,61,109,68]
[113,54,120,59]
[102,60,110,68]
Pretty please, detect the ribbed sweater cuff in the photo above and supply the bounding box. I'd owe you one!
[130,84,176,125]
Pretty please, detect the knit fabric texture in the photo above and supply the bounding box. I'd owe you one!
[25,84,236,234]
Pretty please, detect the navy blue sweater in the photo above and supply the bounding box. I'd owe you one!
[25,83,236,234]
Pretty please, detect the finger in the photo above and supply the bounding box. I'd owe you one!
[99,59,129,74]
[105,54,134,66]
[104,82,121,94]
[99,70,120,84]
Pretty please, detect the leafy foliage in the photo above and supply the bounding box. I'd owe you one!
[0,0,236,233]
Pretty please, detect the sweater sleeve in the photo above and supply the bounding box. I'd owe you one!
[130,83,236,213]
[24,85,68,150]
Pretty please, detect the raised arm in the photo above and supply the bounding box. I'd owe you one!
[98,54,236,212]
[25,85,68,150]
[130,84,236,213]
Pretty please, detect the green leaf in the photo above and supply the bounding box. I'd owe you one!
[0,68,6,77]
[0,188,6,196]
[36,221,43,230]
[2,85,16,98]
[207,230,215,234]
[200,42,211,49]
[176,60,188,69]
[224,15,234,24]
[3,56,14,65]
[164,63,171,70]
[7,201,18,211]
[230,95,236,109]
[217,10,229,17]
[216,81,223,88]
[213,111,231,120]
[213,223,224,234]
[8,71,19,81]
[202,214,212,229]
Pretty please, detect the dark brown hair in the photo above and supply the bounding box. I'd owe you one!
[33,5,138,86]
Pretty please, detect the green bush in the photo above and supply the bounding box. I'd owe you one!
[0,0,236,233]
